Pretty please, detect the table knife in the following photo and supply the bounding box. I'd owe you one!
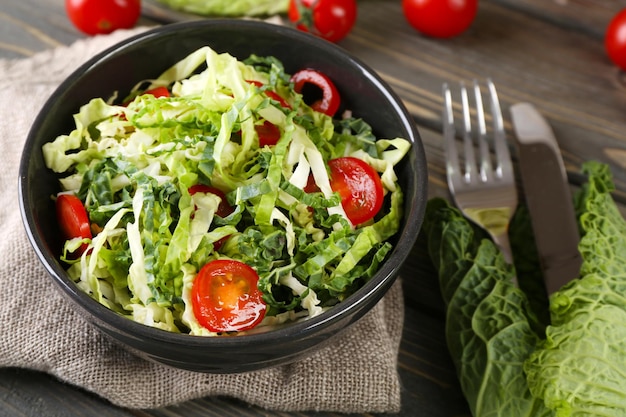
[510,102,582,294]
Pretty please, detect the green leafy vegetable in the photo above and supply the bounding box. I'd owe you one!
[423,161,626,416]
[525,161,626,416]
[43,45,410,335]
[422,198,550,417]
[154,0,289,16]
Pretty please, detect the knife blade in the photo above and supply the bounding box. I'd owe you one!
[509,102,582,294]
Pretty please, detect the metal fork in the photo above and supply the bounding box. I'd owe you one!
[442,79,518,265]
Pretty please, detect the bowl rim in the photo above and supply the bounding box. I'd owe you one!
[19,19,428,347]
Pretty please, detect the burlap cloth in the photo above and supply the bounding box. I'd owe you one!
[0,27,404,413]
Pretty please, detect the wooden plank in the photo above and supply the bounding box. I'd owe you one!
[491,0,626,37]
[2,0,625,416]
[0,368,134,417]
[340,1,626,198]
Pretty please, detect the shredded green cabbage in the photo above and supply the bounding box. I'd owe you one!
[44,46,410,335]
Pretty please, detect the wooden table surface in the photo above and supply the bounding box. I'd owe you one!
[3,0,626,416]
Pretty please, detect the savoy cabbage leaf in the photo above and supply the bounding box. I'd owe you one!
[423,161,626,416]
[524,161,626,416]
[153,0,288,16]
[422,198,551,417]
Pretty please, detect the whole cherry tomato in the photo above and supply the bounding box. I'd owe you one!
[56,194,92,256]
[402,0,478,39]
[65,0,141,36]
[328,157,384,225]
[288,0,357,43]
[191,259,267,333]
[605,8,626,71]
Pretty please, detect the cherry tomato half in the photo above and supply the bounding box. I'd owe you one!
[143,86,170,98]
[189,185,233,218]
[402,0,478,39]
[121,86,170,107]
[246,80,291,109]
[191,259,267,333]
[606,8,626,71]
[255,120,282,147]
[245,80,289,147]
[328,157,384,225]
[288,0,357,43]
[290,69,341,117]
[56,194,92,255]
[65,0,141,36]
[303,173,320,193]
[189,185,234,251]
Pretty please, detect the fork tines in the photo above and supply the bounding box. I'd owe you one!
[443,79,514,189]
[442,78,518,265]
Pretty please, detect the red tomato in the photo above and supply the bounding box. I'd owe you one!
[143,86,170,98]
[266,91,291,109]
[288,0,357,43]
[303,173,320,193]
[402,0,478,39]
[290,69,341,117]
[246,80,291,109]
[56,194,92,255]
[606,8,626,70]
[65,0,141,36]
[189,185,234,251]
[191,259,267,333]
[255,120,282,147]
[328,157,384,225]
[188,185,233,218]
[122,86,170,107]
[245,80,288,146]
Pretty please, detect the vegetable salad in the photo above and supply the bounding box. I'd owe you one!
[43,46,411,335]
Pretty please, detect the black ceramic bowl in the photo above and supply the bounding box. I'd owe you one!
[19,20,427,373]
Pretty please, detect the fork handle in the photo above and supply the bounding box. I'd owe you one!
[492,232,513,264]
[491,233,519,286]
